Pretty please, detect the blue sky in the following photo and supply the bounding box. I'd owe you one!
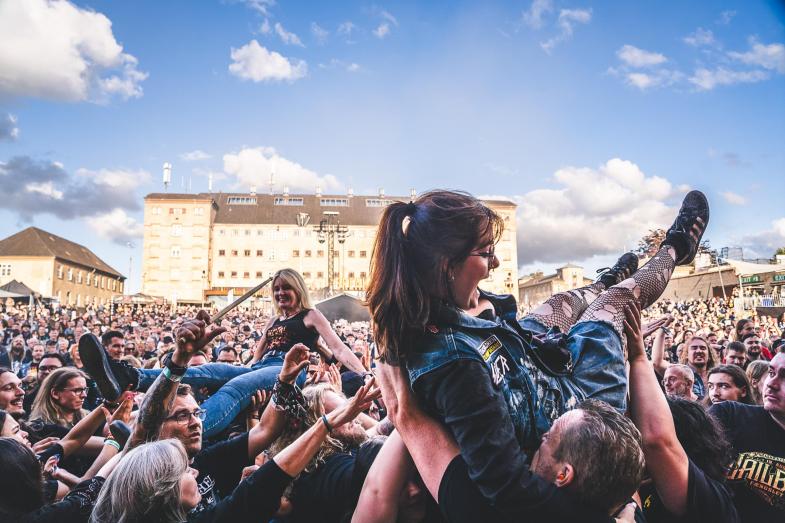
[1,0,784,292]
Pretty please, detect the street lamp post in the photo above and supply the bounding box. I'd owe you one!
[314,211,348,296]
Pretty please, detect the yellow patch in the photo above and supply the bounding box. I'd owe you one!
[477,335,502,361]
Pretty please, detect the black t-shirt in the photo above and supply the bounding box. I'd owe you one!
[709,401,785,522]
[190,432,251,516]
[265,310,319,354]
[289,453,357,522]
[639,459,739,523]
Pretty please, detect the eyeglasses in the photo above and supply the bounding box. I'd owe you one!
[469,250,496,259]
[38,365,62,372]
[165,408,206,425]
[60,387,89,395]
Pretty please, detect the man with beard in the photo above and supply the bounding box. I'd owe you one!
[710,352,785,521]
[742,333,768,367]
[0,336,31,377]
[662,364,697,400]
[724,342,747,367]
[654,335,715,399]
[125,310,311,519]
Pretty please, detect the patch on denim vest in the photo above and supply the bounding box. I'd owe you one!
[476,335,512,386]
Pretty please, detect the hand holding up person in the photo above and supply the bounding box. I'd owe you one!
[172,310,226,367]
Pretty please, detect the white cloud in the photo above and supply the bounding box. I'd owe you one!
[260,18,271,34]
[522,0,553,29]
[0,113,19,141]
[616,45,668,67]
[242,0,275,16]
[311,22,329,44]
[380,10,398,26]
[274,22,304,47]
[76,168,152,191]
[514,158,682,264]
[223,146,341,193]
[338,21,356,36]
[736,217,785,259]
[26,181,64,200]
[683,28,716,47]
[229,40,307,83]
[180,150,212,162]
[540,8,592,53]
[623,69,683,90]
[689,67,769,90]
[86,209,144,245]
[0,0,147,102]
[374,23,391,39]
[717,10,736,25]
[728,39,785,73]
[721,191,747,205]
[318,59,361,72]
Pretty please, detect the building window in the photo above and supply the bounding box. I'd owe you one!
[218,271,225,278]
[76,271,82,284]
[257,230,263,236]
[303,272,311,278]
[360,271,367,279]
[232,229,239,236]
[152,207,162,215]
[317,272,324,278]
[169,208,174,214]
[365,199,390,207]
[349,272,355,279]
[256,271,263,278]
[320,198,349,206]
[85,273,90,286]
[243,272,250,279]
[348,250,355,257]
[292,250,300,258]
[333,250,339,258]
[227,196,257,205]
[231,250,238,256]
[112,280,116,291]
[67,268,73,281]
[57,265,63,279]
[305,250,312,257]
[218,249,226,256]
[317,250,324,257]
[181,208,186,215]
[360,250,367,258]
[171,246,181,257]
[171,224,182,237]
[244,250,251,257]
[274,197,304,205]
[231,271,238,278]
[195,207,204,216]
[95,276,99,287]
[219,229,225,236]
[256,250,263,257]
[245,229,251,236]
[0,264,11,277]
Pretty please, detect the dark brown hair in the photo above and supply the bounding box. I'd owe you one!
[366,190,503,364]
[706,364,755,405]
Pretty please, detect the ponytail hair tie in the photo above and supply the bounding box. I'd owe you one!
[401,202,416,236]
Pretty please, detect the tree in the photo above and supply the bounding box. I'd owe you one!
[635,229,713,261]
[776,247,785,256]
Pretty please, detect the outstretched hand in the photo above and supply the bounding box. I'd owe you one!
[174,310,226,361]
[642,314,674,339]
[279,343,310,384]
[329,377,381,429]
[623,301,646,362]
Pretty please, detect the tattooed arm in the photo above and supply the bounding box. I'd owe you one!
[128,310,225,449]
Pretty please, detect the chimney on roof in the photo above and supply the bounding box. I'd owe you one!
[250,186,257,196]
[410,188,416,200]
[378,187,385,198]
[347,188,354,198]
[316,186,322,198]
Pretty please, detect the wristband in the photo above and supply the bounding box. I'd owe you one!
[162,353,188,376]
[162,366,183,382]
[104,438,121,451]
[321,414,333,433]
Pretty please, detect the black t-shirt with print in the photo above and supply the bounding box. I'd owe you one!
[189,432,250,516]
[638,459,739,523]
[709,401,785,522]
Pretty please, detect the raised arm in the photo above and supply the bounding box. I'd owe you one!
[250,316,277,365]
[624,302,689,516]
[305,309,366,374]
[128,311,224,449]
[650,326,671,375]
[246,344,310,459]
[352,431,415,523]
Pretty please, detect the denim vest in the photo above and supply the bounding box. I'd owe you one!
[406,292,573,453]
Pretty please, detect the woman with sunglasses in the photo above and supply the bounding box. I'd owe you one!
[366,189,709,521]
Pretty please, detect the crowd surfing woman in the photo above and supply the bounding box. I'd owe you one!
[366,189,710,521]
[79,268,365,438]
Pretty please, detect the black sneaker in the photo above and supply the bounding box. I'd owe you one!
[596,252,639,288]
[662,190,710,265]
[78,334,139,402]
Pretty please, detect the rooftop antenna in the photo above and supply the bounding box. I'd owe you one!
[269,172,275,195]
[208,173,213,192]
[378,187,385,198]
[188,176,192,193]
[347,187,354,198]
[283,186,289,197]
[163,162,172,191]
[316,185,322,198]
[250,185,257,196]
[410,188,416,200]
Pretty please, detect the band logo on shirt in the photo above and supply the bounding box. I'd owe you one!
[727,451,785,509]
[477,335,511,386]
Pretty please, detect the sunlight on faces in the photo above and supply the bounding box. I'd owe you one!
[707,373,745,404]
[0,371,25,415]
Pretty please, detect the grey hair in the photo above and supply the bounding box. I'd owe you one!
[90,439,189,523]
[667,364,695,383]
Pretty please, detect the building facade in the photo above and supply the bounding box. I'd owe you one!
[142,192,519,303]
[518,264,594,309]
[0,227,125,306]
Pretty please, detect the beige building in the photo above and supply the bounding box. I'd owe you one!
[142,192,518,303]
[518,263,594,309]
[0,227,125,306]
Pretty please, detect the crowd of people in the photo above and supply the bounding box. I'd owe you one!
[0,189,783,523]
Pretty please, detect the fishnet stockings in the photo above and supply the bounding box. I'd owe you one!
[524,282,606,333]
[577,246,676,342]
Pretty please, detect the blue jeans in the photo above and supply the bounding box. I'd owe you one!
[139,356,307,438]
